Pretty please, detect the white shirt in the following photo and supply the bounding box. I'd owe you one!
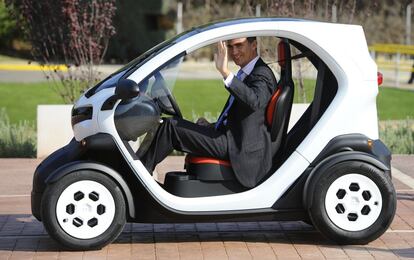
[223,56,260,87]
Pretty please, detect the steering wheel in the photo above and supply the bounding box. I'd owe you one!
[152,72,183,118]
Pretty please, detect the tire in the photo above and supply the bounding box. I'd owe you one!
[307,161,396,244]
[41,170,126,250]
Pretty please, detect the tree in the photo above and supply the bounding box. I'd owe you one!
[7,0,116,103]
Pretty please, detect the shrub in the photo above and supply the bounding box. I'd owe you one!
[379,119,414,155]
[191,110,219,123]
[0,0,17,50]
[0,108,36,157]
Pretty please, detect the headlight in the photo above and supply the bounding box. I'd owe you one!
[71,106,93,128]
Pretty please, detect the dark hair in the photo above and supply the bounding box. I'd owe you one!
[247,37,257,43]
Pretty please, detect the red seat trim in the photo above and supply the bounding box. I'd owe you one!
[186,156,231,167]
[266,87,281,126]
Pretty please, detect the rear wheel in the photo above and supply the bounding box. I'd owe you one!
[308,161,396,244]
[41,170,126,250]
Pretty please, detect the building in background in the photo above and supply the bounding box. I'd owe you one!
[106,0,175,63]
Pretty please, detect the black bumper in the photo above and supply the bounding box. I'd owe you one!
[31,191,43,221]
[31,138,85,221]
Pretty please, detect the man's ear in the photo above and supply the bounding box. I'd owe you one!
[252,40,258,52]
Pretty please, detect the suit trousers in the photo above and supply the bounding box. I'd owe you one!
[138,117,228,172]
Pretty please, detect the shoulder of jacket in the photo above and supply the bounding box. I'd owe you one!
[250,63,273,76]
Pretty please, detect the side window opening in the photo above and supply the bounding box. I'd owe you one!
[128,36,338,167]
[278,39,338,165]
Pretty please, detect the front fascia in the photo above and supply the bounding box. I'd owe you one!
[101,20,375,212]
[73,88,115,141]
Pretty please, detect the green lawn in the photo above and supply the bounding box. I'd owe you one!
[0,54,27,63]
[377,87,414,120]
[0,80,413,124]
[0,82,64,124]
[173,79,316,121]
[173,79,228,120]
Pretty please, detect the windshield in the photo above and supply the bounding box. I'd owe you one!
[85,30,195,97]
[139,55,184,115]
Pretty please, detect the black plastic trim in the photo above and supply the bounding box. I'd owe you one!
[272,166,311,210]
[164,171,246,197]
[31,191,42,221]
[101,95,119,111]
[45,161,136,219]
[310,134,391,168]
[122,140,139,160]
[32,138,85,194]
[133,206,306,223]
[372,139,392,169]
[186,163,236,181]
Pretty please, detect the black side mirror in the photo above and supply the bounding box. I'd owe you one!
[115,79,140,100]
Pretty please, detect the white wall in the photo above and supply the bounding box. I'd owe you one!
[37,105,73,158]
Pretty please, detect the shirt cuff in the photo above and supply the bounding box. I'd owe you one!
[223,72,234,88]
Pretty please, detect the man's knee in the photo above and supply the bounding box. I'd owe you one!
[162,117,180,128]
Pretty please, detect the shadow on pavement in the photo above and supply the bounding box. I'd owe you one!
[0,213,412,260]
[397,192,414,201]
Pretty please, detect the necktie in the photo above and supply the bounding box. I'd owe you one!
[215,70,244,130]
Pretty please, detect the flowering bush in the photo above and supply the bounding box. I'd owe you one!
[7,0,116,103]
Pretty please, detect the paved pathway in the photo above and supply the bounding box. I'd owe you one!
[0,156,413,259]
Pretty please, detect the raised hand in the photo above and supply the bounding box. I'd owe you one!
[214,41,230,79]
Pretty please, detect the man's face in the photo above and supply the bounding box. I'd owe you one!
[227,38,257,68]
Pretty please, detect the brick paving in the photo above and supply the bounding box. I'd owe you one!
[0,156,413,259]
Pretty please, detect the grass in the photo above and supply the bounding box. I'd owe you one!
[0,80,413,124]
[174,78,316,121]
[377,87,414,120]
[0,80,413,157]
[173,79,227,121]
[0,82,63,124]
[0,54,27,63]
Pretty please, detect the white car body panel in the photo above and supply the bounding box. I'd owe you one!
[72,19,379,212]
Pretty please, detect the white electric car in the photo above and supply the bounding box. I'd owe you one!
[31,18,396,250]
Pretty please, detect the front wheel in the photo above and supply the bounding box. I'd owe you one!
[308,161,396,244]
[41,170,126,250]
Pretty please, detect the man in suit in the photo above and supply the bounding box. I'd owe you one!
[138,37,277,188]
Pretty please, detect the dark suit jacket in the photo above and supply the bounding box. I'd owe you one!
[219,58,277,188]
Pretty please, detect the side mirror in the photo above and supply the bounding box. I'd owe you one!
[115,79,140,100]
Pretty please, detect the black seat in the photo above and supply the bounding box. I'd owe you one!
[185,39,295,181]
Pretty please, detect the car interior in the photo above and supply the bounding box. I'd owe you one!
[162,37,339,197]
[104,36,339,198]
